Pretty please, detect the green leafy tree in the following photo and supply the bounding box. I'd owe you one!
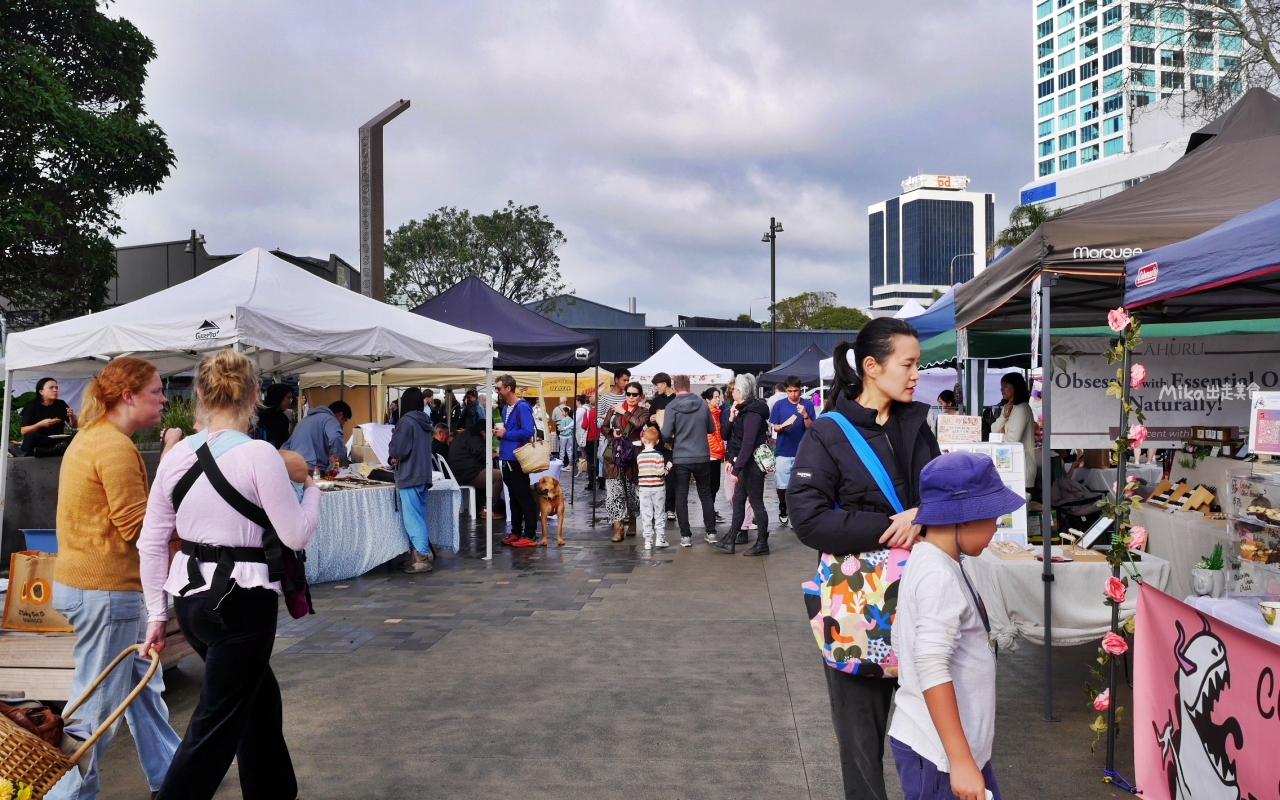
[808,305,871,330]
[1,0,174,326]
[992,204,1062,256]
[735,313,754,323]
[764,291,868,330]
[386,201,567,310]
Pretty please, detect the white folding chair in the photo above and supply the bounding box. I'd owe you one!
[434,455,475,518]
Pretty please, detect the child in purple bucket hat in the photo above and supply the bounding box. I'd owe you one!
[888,451,1025,800]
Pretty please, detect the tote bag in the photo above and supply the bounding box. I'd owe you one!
[801,412,909,677]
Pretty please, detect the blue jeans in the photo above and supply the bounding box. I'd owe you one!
[890,737,1002,800]
[48,584,181,798]
[399,484,431,553]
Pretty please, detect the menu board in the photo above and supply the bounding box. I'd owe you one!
[937,414,982,443]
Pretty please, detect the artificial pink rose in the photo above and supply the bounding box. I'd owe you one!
[1130,364,1147,389]
[1129,526,1147,550]
[1102,631,1129,656]
[1104,576,1126,605]
[1107,308,1130,332]
[1129,423,1148,450]
[1093,688,1111,711]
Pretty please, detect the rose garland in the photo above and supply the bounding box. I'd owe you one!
[1084,308,1146,753]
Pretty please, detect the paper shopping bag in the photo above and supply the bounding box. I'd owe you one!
[2,551,73,632]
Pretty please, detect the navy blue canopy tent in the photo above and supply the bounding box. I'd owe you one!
[1126,197,1280,318]
[760,342,829,386]
[905,284,959,341]
[411,277,599,369]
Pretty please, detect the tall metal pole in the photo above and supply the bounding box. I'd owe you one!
[770,216,777,369]
[485,366,493,560]
[358,99,410,302]
[1040,275,1060,722]
[1106,343,1130,773]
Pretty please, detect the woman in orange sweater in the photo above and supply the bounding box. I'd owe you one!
[701,387,727,525]
[50,358,183,800]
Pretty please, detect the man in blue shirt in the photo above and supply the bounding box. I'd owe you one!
[282,401,351,471]
[493,374,539,547]
[768,376,813,526]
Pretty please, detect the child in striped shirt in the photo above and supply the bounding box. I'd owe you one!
[636,423,669,550]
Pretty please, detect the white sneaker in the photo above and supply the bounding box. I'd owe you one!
[655,537,670,548]
[666,511,676,520]
[704,533,718,544]
[680,536,692,547]
[745,523,758,531]
[643,538,654,551]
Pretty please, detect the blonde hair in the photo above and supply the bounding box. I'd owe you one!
[80,357,159,427]
[195,349,258,431]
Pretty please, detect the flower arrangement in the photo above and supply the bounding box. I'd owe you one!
[0,779,33,800]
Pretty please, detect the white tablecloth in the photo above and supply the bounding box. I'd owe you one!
[306,481,461,584]
[504,459,564,519]
[1132,507,1232,602]
[1185,595,1280,646]
[966,549,1169,649]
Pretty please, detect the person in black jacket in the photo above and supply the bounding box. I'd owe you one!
[710,373,771,555]
[787,318,940,800]
[388,388,436,574]
[256,383,294,448]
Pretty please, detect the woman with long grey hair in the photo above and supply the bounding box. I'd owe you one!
[711,372,771,555]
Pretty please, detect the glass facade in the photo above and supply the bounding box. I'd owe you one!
[901,199,975,285]
[869,211,885,288]
[886,198,900,285]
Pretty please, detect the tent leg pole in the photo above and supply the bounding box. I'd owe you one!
[592,365,598,528]
[1041,277,1060,723]
[0,371,12,535]
[485,367,493,561]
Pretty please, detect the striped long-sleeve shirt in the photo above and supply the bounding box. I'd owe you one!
[636,447,667,488]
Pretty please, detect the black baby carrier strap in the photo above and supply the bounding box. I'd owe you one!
[171,443,312,625]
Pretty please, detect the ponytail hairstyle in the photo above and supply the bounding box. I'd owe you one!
[825,317,920,412]
[80,357,160,427]
[195,349,259,432]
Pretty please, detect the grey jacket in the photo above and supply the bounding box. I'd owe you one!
[661,392,714,465]
[387,410,436,489]
[281,406,348,469]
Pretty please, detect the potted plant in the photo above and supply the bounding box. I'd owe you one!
[1191,543,1226,598]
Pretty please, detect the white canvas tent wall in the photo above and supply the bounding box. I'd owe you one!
[1,248,503,557]
[629,334,733,384]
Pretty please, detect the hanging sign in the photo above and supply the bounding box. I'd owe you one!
[1249,391,1280,456]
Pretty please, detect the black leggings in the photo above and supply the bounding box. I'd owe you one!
[158,587,294,800]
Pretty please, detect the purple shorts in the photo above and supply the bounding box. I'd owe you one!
[890,737,1002,800]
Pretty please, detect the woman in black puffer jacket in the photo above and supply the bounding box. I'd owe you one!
[710,372,771,556]
[787,318,940,800]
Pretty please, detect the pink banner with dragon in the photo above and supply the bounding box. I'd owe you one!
[1134,583,1280,800]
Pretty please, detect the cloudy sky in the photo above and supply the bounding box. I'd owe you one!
[111,0,1031,325]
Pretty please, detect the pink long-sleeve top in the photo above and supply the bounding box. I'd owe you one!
[138,431,321,623]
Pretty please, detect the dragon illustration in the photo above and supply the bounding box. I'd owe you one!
[1153,615,1245,800]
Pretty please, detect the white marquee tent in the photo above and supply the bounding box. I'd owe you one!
[629,335,733,385]
[2,248,504,555]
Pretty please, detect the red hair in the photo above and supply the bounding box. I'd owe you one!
[80,357,159,427]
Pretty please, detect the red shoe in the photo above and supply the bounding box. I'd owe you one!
[502,534,520,545]
[512,537,538,547]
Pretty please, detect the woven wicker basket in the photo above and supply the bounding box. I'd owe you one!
[514,440,551,474]
[0,645,159,798]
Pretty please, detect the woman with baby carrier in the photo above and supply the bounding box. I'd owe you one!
[138,349,320,800]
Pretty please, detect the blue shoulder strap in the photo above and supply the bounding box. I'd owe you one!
[186,429,254,459]
[824,411,905,514]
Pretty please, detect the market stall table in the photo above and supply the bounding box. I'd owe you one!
[1077,464,1163,497]
[966,547,1169,648]
[1131,507,1232,602]
[306,480,461,584]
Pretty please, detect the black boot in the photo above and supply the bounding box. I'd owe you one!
[743,531,770,556]
[709,533,736,554]
[735,530,749,545]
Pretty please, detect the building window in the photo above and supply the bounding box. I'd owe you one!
[1038,39,1055,58]
[1038,98,1056,117]
[1080,123,1100,142]
[1059,151,1078,170]
[1104,136,1125,157]
[1059,131,1077,149]
[1081,38,1099,58]
[1190,9,1215,27]
[1039,79,1055,98]
[1038,19,1055,39]
[1039,59,1055,78]
[1059,109,1077,127]
[1161,30,1184,47]
[1103,93,1124,113]
[1133,68,1155,86]
[1104,71,1125,91]
[1161,71,1185,89]
[900,199,975,285]
[886,198,900,284]
[1131,25,1156,43]
[1103,28,1123,49]
[1159,7,1184,24]
[1058,89,1077,109]
[1037,0,1053,19]
[1191,31,1214,48]
[1103,6,1122,26]
[1081,16,1098,36]
[1220,55,1240,71]
[1059,28,1077,49]
[1058,69,1077,90]
[1039,159,1056,177]
[1103,115,1124,135]
[1189,52,1214,71]
[1161,49,1184,68]
[1058,8,1075,26]
[1081,0,1098,13]
[1081,59,1099,78]
[1082,100,1099,120]
[1103,49,1123,71]
[1192,73,1214,92]
[1131,46,1155,65]
[1038,119,1055,137]
[1039,139,1056,156]
[1081,144,1101,162]
[1221,34,1242,52]
[1131,90,1156,107]
[1059,50,1077,69]
[1081,80,1099,100]
[1131,3,1153,20]
[869,211,885,289]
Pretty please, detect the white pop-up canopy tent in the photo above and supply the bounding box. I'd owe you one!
[630,334,733,385]
[2,248,504,556]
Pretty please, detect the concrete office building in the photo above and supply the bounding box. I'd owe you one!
[1021,0,1243,210]
[867,175,994,311]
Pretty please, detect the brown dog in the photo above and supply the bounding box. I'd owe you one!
[532,476,567,546]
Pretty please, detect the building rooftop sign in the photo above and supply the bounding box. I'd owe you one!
[901,174,970,193]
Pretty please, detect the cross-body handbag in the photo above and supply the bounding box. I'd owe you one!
[801,411,909,677]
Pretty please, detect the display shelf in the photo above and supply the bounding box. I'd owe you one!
[1225,466,1280,594]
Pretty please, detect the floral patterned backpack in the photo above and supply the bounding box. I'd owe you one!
[802,411,908,678]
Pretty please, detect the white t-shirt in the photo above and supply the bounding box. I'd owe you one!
[888,541,997,773]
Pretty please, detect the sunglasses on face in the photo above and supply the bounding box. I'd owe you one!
[625,391,642,397]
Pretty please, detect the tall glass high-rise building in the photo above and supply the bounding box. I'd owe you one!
[1022,1,1243,208]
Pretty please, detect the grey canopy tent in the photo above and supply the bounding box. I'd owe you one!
[759,343,829,387]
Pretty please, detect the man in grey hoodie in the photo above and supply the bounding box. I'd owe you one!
[661,375,717,546]
[388,388,436,573]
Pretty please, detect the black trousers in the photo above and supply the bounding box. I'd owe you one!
[583,440,598,488]
[824,665,897,800]
[158,588,294,800]
[673,462,716,536]
[502,459,538,536]
[729,460,768,537]
[664,452,677,513]
[707,459,722,500]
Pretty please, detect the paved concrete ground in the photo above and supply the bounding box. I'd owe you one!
[99,475,1138,799]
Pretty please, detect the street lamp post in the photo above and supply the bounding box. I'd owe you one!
[761,218,783,368]
[748,296,769,321]
[184,229,206,280]
[949,251,976,286]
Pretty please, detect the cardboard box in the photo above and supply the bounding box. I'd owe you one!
[1083,449,1112,469]
[350,444,382,465]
